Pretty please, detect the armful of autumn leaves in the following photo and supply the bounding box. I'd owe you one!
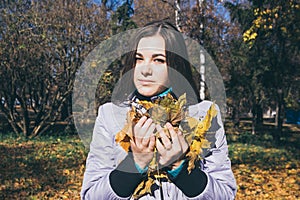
[115,93,217,198]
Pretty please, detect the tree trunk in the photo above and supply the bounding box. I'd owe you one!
[61,95,71,121]
[7,116,21,135]
[251,105,256,135]
[19,98,31,137]
[275,89,284,143]
[251,97,263,134]
[174,0,182,32]
[232,106,240,128]
[256,102,263,126]
[251,117,256,135]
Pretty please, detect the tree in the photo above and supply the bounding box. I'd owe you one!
[174,1,243,117]
[132,0,238,116]
[226,0,300,139]
[111,0,137,34]
[0,0,111,137]
[132,0,175,27]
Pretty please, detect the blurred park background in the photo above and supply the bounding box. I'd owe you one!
[0,0,299,199]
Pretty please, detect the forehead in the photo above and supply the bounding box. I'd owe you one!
[137,35,165,53]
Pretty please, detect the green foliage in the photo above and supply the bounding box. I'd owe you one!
[95,60,123,109]
[285,85,300,110]
[110,0,137,35]
[225,0,300,137]
[229,142,296,165]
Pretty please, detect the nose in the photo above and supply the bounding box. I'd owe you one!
[141,62,152,76]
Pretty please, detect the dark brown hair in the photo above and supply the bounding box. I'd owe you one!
[121,20,200,103]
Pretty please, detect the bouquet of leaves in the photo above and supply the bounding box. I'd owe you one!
[115,93,217,198]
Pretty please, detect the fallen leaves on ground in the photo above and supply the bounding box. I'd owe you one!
[0,135,86,199]
[227,121,299,200]
[231,157,299,200]
[0,121,299,199]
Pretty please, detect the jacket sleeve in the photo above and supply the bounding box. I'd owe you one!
[80,104,130,200]
[193,102,237,200]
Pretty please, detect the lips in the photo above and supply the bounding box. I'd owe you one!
[138,79,154,85]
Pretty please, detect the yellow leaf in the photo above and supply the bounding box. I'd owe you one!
[186,116,199,129]
[63,169,70,175]
[281,26,287,33]
[115,112,134,152]
[133,178,155,199]
[177,93,186,109]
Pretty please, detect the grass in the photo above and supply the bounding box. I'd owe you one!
[0,134,87,199]
[226,120,299,199]
[0,120,299,199]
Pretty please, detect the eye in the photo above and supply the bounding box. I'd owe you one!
[154,58,166,64]
[135,56,143,61]
[135,53,143,60]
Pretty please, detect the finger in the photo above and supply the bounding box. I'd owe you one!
[138,118,153,138]
[178,130,189,152]
[134,117,151,141]
[148,135,156,151]
[142,123,155,146]
[133,132,143,145]
[155,124,164,144]
[143,118,154,134]
[156,124,163,133]
[135,116,148,128]
[159,126,172,150]
[166,123,179,145]
[130,138,138,151]
[156,137,165,153]
[146,123,156,138]
[166,123,182,152]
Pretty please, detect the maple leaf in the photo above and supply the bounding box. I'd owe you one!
[149,104,168,125]
[115,94,218,196]
[186,103,218,173]
[115,93,187,153]
[115,112,134,152]
[133,178,155,199]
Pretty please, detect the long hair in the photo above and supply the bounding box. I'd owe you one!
[118,20,201,104]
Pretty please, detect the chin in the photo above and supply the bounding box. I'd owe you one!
[137,89,157,97]
[139,91,156,97]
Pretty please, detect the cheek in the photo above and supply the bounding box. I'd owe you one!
[133,67,139,80]
[158,68,169,82]
[152,74,168,87]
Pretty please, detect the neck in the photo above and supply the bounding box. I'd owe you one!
[133,88,176,102]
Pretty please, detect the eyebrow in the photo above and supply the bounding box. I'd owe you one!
[136,52,166,58]
[152,53,166,58]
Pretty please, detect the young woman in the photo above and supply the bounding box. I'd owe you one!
[81,21,236,200]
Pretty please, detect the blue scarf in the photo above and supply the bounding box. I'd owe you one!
[131,87,176,102]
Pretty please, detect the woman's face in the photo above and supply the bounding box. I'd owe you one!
[133,35,169,97]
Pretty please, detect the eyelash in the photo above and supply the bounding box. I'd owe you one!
[135,57,166,64]
[154,59,165,63]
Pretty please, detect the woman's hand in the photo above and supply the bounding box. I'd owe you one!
[130,116,156,169]
[156,122,189,169]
